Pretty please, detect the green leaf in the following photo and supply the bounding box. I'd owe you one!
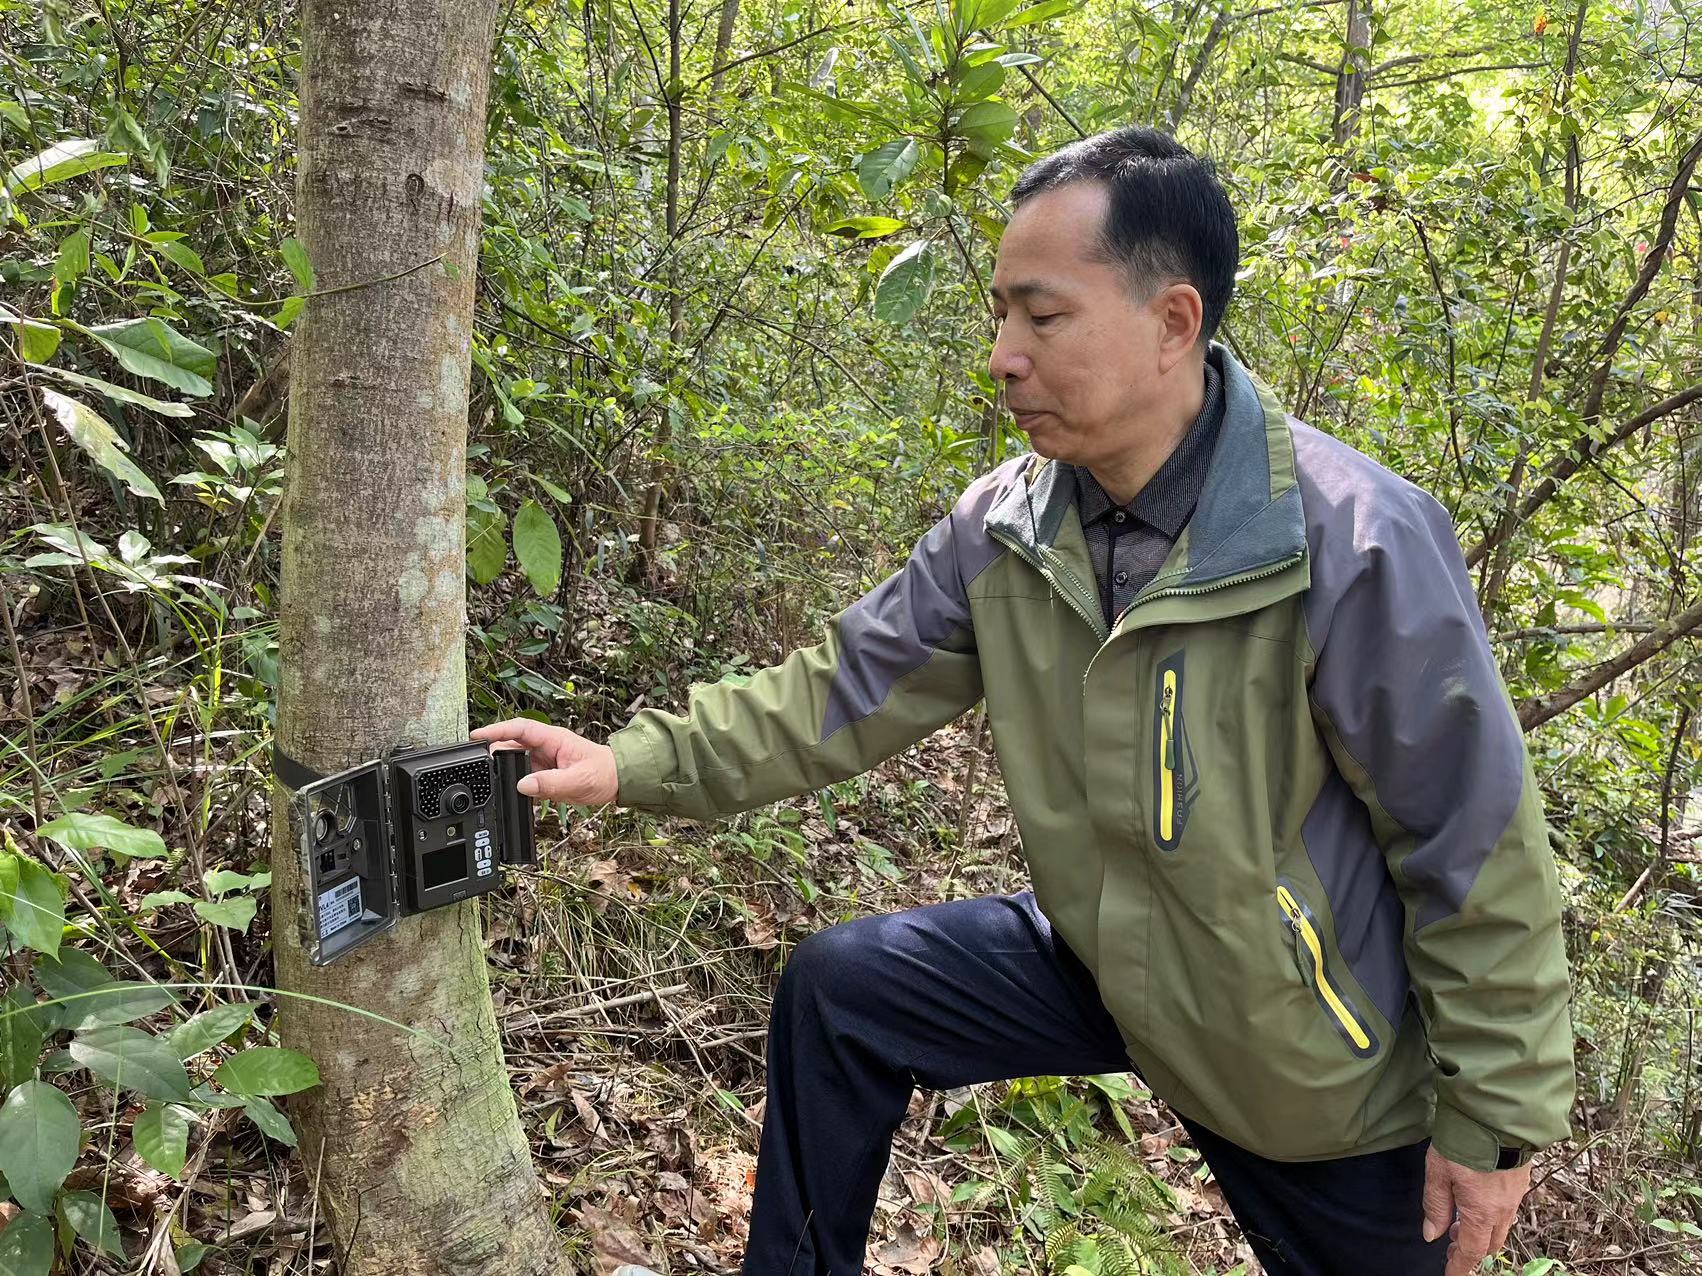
[467,506,508,583]
[954,100,1018,153]
[58,1190,125,1258]
[241,1095,298,1146]
[193,896,257,933]
[63,982,176,1031]
[271,294,305,331]
[37,811,168,859]
[1002,0,1070,27]
[52,228,89,285]
[0,852,16,921]
[175,1239,210,1271]
[86,317,215,397]
[39,389,165,503]
[0,1209,53,1276]
[874,241,938,325]
[213,1047,320,1098]
[823,215,906,240]
[4,140,128,195]
[0,1081,80,1213]
[857,140,921,201]
[0,986,47,1089]
[167,1002,254,1060]
[952,59,1006,104]
[17,320,59,363]
[153,240,205,276]
[26,363,194,417]
[68,1026,194,1101]
[31,948,111,1004]
[136,890,196,911]
[511,500,563,596]
[3,857,66,958]
[203,868,268,895]
[280,237,314,290]
[132,1103,190,1178]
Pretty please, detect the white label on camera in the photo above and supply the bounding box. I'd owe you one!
[317,878,364,938]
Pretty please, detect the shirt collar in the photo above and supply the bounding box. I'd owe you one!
[1076,356,1225,539]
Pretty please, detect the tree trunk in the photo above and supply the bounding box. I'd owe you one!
[636,0,684,572]
[270,3,567,1273]
[1331,0,1372,148]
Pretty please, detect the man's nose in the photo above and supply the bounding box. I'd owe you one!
[988,328,1031,383]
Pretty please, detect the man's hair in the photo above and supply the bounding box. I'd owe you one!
[1010,126,1238,342]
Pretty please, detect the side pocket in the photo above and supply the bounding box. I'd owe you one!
[1275,882,1379,1059]
[1152,650,1198,852]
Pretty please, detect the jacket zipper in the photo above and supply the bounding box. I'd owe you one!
[1159,669,1177,842]
[1276,885,1374,1053]
[1117,551,1306,627]
[986,528,1108,642]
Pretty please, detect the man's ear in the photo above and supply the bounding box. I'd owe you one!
[1153,283,1204,373]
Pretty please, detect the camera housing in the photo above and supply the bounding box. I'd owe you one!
[291,741,537,965]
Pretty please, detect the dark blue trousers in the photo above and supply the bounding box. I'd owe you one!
[742,891,1448,1275]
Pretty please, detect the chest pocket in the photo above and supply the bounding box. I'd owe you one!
[1152,649,1199,852]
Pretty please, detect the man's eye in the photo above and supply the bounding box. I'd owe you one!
[1031,313,1060,326]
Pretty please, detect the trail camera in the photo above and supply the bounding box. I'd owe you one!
[288,742,536,965]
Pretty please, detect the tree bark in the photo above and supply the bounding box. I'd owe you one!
[1331,0,1372,148]
[270,3,567,1272]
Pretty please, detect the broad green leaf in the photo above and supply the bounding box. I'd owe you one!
[213,1047,320,1098]
[63,982,177,1031]
[0,1209,52,1276]
[0,1082,79,1213]
[32,948,111,1004]
[0,100,26,132]
[86,317,215,397]
[241,1095,298,1147]
[167,1002,254,1060]
[203,868,269,895]
[0,986,47,1089]
[132,1103,190,1178]
[874,241,938,325]
[39,390,164,503]
[512,500,562,596]
[5,140,127,194]
[954,100,1018,153]
[271,294,304,331]
[823,215,905,240]
[857,140,921,201]
[1002,0,1070,27]
[52,228,88,285]
[280,237,314,290]
[57,1190,124,1258]
[467,506,508,583]
[3,857,66,957]
[0,852,15,921]
[137,890,196,911]
[193,896,256,933]
[153,240,205,276]
[176,1240,210,1271]
[68,1026,194,1101]
[37,811,168,859]
[951,59,1006,104]
[18,320,59,363]
[25,363,193,417]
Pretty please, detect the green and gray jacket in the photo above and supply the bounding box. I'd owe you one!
[610,347,1575,1170]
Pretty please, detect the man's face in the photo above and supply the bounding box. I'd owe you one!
[988,181,1196,470]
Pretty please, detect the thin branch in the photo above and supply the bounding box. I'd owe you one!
[1518,595,1702,731]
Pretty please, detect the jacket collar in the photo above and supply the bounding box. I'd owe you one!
[984,344,1307,591]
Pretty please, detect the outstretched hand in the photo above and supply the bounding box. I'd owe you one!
[471,718,620,806]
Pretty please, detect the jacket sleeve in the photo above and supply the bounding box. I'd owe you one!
[606,473,1009,823]
[1307,487,1574,1172]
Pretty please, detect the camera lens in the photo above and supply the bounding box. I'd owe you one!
[443,783,473,816]
[313,810,336,843]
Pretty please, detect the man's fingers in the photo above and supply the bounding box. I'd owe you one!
[1421,1157,1454,1243]
[471,718,547,746]
[1446,1218,1493,1276]
[1488,1206,1517,1257]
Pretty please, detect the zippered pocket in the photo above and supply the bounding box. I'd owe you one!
[1152,651,1197,852]
[1275,883,1379,1059]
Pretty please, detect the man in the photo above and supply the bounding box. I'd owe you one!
[476,127,1574,1276]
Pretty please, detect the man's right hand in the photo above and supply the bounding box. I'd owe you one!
[471,718,620,806]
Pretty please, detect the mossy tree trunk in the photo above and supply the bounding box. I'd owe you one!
[268,2,567,1272]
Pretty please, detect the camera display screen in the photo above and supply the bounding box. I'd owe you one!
[420,843,468,891]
